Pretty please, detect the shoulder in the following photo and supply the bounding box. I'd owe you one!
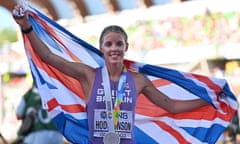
[128,71,151,94]
[129,71,144,79]
[128,71,148,81]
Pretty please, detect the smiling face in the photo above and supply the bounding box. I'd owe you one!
[99,25,128,65]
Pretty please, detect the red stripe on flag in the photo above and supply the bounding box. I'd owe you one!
[61,104,86,113]
[48,98,86,113]
[136,94,168,116]
[152,78,171,87]
[153,120,191,144]
[47,98,59,112]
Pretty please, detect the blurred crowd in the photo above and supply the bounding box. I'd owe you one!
[127,11,240,50]
[85,10,240,52]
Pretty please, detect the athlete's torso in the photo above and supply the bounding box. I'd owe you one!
[87,67,137,144]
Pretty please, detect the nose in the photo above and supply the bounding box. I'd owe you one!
[110,45,118,51]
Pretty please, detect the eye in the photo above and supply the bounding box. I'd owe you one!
[104,41,112,47]
[116,41,124,47]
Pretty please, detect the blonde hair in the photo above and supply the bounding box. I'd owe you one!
[99,25,128,47]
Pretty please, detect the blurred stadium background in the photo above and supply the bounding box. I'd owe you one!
[0,0,240,143]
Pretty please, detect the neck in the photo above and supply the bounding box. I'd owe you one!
[107,63,125,82]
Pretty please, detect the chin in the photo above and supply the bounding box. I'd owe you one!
[109,60,121,64]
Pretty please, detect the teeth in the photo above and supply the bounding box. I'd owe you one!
[111,53,119,56]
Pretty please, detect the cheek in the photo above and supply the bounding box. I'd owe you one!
[125,44,128,51]
[100,47,106,53]
[100,47,105,53]
[100,49,107,56]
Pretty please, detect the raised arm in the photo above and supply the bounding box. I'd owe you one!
[12,5,97,101]
[12,5,93,81]
[135,73,208,114]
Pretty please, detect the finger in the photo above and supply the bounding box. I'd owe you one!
[14,4,22,10]
[12,7,25,18]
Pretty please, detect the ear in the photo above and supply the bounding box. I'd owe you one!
[99,45,103,52]
[125,43,129,52]
[99,47,104,56]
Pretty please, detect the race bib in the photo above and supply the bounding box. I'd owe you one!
[93,109,133,139]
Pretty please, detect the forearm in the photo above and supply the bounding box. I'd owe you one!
[24,28,53,63]
[143,84,209,114]
[173,98,208,113]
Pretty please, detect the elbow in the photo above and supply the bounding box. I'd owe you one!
[166,103,183,114]
[168,108,179,114]
[163,104,179,114]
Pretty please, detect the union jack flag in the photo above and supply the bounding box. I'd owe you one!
[21,5,238,144]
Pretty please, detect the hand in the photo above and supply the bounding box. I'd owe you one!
[12,4,31,30]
